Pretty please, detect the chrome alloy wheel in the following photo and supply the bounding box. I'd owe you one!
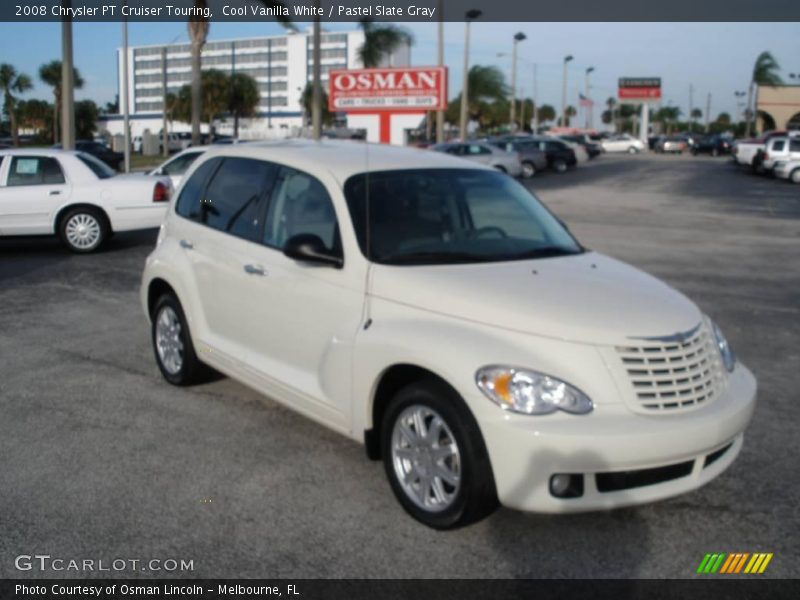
[64,213,101,250]
[155,306,184,375]
[391,404,461,512]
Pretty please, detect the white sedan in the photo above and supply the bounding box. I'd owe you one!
[601,134,646,154]
[148,146,208,189]
[0,149,172,252]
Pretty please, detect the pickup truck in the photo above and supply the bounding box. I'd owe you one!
[733,130,800,172]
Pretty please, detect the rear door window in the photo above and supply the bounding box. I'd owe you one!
[789,139,800,152]
[7,156,65,186]
[163,152,203,176]
[772,140,786,152]
[202,158,279,242]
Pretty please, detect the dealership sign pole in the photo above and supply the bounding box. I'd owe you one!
[618,77,661,143]
[329,66,447,144]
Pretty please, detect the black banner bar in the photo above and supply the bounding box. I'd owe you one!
[1,0,799,22]
[1,579,799,600]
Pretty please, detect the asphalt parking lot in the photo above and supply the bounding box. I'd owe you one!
[1,153,798,579]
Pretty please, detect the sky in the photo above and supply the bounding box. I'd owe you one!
[0,21,798,123]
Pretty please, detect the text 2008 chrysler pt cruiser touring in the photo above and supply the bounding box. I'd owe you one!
[141,140,756,528]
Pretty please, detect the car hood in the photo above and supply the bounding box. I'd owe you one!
[369,251,702,346]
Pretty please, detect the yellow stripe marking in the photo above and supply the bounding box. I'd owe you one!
[743,554,760,574]
[758,553,773,574]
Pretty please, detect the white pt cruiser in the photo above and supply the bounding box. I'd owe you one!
[141,140,756,529]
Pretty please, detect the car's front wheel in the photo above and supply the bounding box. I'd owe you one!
[791,168,800,184]
[521,161,536,178]
[381,380,497,529]
[59,207,108,253]
[151,293,211,386]
[628,146,638,154]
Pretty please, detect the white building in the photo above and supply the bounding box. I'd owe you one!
[102,28,417,144]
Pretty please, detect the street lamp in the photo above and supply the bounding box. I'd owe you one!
[561,55,573,127]
[435,0,445,143]
[584,66,595,129]
[509,32,526,131]
[734,90,746,124]
[459,9,482,141]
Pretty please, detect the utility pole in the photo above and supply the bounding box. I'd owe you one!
[561,55,573,127]
[533,63,538,133]
[311,7,322,141]
[60,9,76,150]
[161,47,168,157]
[509,32,526,131]
[459,10,482,141]
[122,14,130,172]
[705,92,711,133]
[688,83,694,131]
[435,0,444,143]
[585,67,595,129]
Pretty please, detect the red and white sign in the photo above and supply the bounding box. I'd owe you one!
[329,66,447,112]
[618,77,662,100]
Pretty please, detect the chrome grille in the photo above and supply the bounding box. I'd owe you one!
[616,324,724,411]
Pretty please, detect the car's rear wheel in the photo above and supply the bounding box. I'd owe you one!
[59,207,108,253]
[521,161,536,178]
[381,380,497,529]
[711,148,720,157]
[152,293,211,386]
[553,158,568,173]
[791,168,800,184]
[627,146,638,154]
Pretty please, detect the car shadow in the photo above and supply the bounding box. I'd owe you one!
[479,447,651,578]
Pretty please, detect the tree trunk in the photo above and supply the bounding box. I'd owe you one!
[53,91,60,145]
[9,101,19,147]
[191,39,202,146]
[234,112,239,139]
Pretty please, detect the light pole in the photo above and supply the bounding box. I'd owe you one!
[533,63,538,133]
[61,13,76,151]
[561,55,573,127]
[435,0,444,143]
[121,12,130,172]
[311,4,322,142]
[459,9,481,141]
[584,66,594,129]
[509,32,526,131]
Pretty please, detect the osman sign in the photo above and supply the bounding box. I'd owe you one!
[329,67,447,112]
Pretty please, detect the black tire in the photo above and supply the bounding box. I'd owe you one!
[58,206,109,253]
[521,161,536,178]
[691,149,699,156]
[711,148,719,157]
[790,168,800,184]
[627,146,638,154]
[553,158,567,173]
[381,379,498,529]
[151,293,212,386]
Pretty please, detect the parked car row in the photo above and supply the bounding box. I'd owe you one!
[733,132,800,183]
[431,135,583,178]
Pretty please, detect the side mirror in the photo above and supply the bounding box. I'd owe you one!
[283,234,343,268]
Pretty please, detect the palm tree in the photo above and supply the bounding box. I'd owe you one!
[0,64,33,147]
[299,83,334,126]
[747,51,783,136]
[562,105,576,127]
[228,73,260,138]
[536,104,556,124]
[606,97,617,132]
[39,60,84,144]
[187,1,210,146]
[358,19,414,68]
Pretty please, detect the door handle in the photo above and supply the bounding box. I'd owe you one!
[243,264,266,276]
[179,239,194,249]
[49,190,61,196]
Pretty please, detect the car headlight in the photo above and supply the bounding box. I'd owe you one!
[710,320,736,372]
[475,366,593,415]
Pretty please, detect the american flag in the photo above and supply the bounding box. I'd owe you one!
[579,93,593,107]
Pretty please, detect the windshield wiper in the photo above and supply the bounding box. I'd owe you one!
[504,246,583,260]
[381,251,493,265]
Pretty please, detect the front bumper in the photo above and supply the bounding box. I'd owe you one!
[476,363,756,513]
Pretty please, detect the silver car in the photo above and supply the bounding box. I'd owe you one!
[431,142,523,177]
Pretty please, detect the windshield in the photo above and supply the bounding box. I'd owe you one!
[343,169,582,265]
